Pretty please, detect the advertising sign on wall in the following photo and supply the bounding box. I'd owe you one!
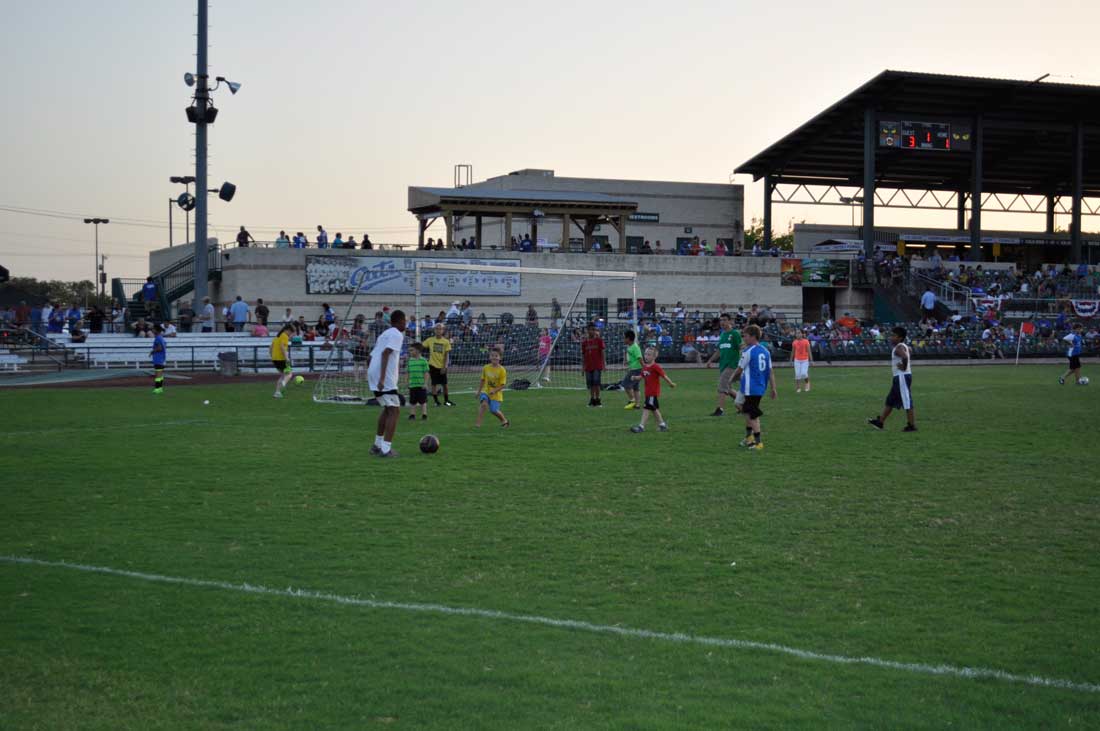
[305,256,521,296]
[782,258,850,287]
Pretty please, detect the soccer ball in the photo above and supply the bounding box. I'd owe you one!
[294,375,305,385]
[419,434,440,454]
[1079,377,1090,385]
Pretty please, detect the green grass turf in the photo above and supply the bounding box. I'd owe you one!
[2,365,1099,728]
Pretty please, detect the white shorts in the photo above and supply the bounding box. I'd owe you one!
[376,393,401,408]
[794,360,810,380]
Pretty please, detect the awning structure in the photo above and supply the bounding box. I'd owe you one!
[736,70,1100,261]
[407,186,639,252]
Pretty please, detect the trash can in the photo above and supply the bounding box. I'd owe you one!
[218,351,239,377]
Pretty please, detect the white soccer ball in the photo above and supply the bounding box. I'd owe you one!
[203,399,210,405]
[1079,377,1090,386]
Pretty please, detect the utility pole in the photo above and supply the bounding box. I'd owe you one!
[192,0,210,306]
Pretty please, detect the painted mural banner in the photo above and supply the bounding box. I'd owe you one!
[780,258,803,286]
[305,255,522,296]
[793,258,850,287]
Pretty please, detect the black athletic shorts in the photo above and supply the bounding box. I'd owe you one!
[409,386,427,405]
[644,395,660,411]
[885,373,914,410]
[272,359,288,372]
[741,395,764,419]
[1069,355,1082,370]
[429,365,447,385]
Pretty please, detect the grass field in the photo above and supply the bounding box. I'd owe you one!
[2,365,1099,729]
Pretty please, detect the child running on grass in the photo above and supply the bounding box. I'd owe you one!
[621,330,643,410]
[475,348,510,428]
[630,347,676,433]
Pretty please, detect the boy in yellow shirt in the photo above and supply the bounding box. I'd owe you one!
[475,348,510,428]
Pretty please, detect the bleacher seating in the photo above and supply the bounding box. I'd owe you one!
[0,348,28,371]
[44,332,332,370]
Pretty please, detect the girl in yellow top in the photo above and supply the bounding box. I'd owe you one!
[271,323,294,398]
[475,348,510,428]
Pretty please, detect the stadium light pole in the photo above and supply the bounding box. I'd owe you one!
[83,218,108,299]
[186,0,240,308]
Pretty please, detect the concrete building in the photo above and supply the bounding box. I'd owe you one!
[415,169,743,254]
[149,246,798,325]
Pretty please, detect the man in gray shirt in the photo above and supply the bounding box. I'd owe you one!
[199,297,215,333]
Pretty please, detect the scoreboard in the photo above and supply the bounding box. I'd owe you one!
[879,120,971,151]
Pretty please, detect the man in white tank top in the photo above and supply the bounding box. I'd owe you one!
[867,326,917,432]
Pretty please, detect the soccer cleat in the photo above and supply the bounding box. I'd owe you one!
[152,388,163,395]
[903,425,918,432]
[377,449,399,459]
[624,402,636,410]
[1058,377,1065,385]
[658,422,669,432]
[738,437,755,447]
[796,388,802,393]
[749,442,765,451]
[587,399,595,407]
[867,417,885,430]
[408,414,416,420]
[630,425,644,433]
[368,445,382,456]
[421,414,428,420]
[501,420,510,428]
[805,384,811,392]
[445,400,455,407]
[273,392,283,399]
[710,408,724,416]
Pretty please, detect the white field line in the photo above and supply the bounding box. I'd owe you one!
[3,555,1098,694]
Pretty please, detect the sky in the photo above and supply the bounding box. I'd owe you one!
[1,0,1097,282]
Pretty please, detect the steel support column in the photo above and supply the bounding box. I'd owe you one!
[475,215,483,250]
[192,0,210,306]
[763,175,774,249]
[1046,194,1056,234]
[504,212,512,249]
[1072,121,1084,262]
[957,192,966,231]
[970,114,984,261]
[862,106,876,256]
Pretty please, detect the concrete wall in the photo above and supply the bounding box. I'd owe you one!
[154,247,799,323]
[448,170,743,251]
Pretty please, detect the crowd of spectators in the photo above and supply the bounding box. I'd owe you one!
[233,224,377,250]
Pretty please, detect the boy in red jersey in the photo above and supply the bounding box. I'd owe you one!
[630,347,676,433]
[581,322,606,407]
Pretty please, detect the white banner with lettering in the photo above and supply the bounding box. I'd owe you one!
[305,255,521,296]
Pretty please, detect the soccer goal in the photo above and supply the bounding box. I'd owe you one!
[312,261,638,403]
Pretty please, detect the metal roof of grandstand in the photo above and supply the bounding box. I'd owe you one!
[408,186,638,211]
[735,70,1100,196]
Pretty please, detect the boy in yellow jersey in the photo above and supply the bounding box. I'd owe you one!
[475,348,510,428]
[422,323,454,406]
[271,323,294,398]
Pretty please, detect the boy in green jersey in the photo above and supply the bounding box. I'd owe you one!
[620,330,643,409]
[705,313,742,416]
[406,342,430,420]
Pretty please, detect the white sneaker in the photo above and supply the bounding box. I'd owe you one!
[273,392,283,399]
[658,422,669,432]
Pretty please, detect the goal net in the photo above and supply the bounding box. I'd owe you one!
[312,261,638,403]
